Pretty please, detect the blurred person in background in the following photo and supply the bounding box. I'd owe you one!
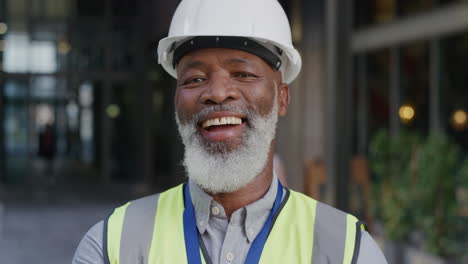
[37,122,57,183]
[73,0,387,263]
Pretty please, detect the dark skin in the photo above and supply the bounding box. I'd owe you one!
[175,48,290,219]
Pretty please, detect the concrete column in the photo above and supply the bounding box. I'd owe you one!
[357,55,369,155]
[325,0,353,210]
[276,0,326,192]
[100,0,112,183]
[137,2,155,188]
[300,0,326,175]
[429,39,442,134]
[0,1,3,181]
[389,47,401,136]
[0,78,4,182]
[99,84,112,184]
[276,1,307,190]
[140,83,154,186]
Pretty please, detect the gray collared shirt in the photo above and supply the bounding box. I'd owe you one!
[73,176,387,264]
[189,176,281,263]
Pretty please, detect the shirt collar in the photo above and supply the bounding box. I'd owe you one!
[244,173,278,242]
[189,180,213,234]
[188,173,280,242]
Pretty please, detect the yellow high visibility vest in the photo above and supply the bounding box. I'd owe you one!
[105,184,365,264]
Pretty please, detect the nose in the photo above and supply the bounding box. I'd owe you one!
[200,72,240,105]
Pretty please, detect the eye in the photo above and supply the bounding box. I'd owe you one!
[233,72,258,79]
[190,77,206,83]
[182,77,206,86]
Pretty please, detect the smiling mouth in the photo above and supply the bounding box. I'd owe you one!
[198,115,248,142]
[201,116,244,130]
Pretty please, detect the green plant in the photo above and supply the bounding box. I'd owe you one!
[369,129,422,241]
[369,129,468,258]
[456,156,468,257]
[414,135,463,257]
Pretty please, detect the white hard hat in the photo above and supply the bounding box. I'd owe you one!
[157,0,302,84]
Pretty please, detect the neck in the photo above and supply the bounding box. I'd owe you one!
[208,151,275,219]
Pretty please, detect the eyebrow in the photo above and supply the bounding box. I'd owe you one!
[179,60,207,73]
[178,57,253,73]
[224,57,251,66]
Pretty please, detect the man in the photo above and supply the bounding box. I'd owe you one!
[73,0,387,263]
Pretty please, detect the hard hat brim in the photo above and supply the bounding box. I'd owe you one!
[158,35,302,84]
[172,36,283,72]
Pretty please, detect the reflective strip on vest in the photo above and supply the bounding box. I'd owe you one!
[119,194,160,264]
[107,202,130,264]
[148,185,206,264]
[106,184,364,264]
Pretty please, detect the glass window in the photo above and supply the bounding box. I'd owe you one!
[354,0,461,28]
[111,27,135,71]
[54,104,68,154]
[112,0,139,17]
[7,0,26,18]
[31,0,70,18]
[3,32,28,73]
[400,41,430,133]
[30,76,56,98]
[76,0,106,17]
[149,67,183,184]
[31,0,44,17]
[69,22,105,71]
[4,79,28,98]
[45,0,70,18]
[70,44,104,71]
[368,49,391,136]
[3,20,26,32]
[78,81,96,164]
[56,39,72,72]
[397,0,433,17]
[3,103,30,183]
[438,0,461,5]
[0,0,6,19]
[110,83,140,181]
[4,104,29,154]
[76,0,105,17]
[355,0,397,29]
[29,41,57,73]
[3,32,57,73]
[441,34,468,150]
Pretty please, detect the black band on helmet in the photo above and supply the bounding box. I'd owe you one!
[172,36,282,71]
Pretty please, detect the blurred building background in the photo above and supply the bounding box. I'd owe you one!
[0,0,467,263]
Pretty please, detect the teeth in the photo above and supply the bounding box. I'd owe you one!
[202,116,243,128]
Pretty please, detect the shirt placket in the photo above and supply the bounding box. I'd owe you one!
[218,208,248,264]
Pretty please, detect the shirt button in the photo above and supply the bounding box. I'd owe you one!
[247,228,254,237]
[226,252,234,262]
[199,221,205,227]
[211,206,220,216]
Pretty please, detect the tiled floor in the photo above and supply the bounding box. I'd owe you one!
[0,157,165,264]
[0,202,115,264]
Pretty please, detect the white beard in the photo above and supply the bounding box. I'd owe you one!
[175,93,278,194]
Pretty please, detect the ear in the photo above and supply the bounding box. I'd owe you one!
[277,83,290,116]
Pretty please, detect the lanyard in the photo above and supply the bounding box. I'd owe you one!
[183,180,284,264]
